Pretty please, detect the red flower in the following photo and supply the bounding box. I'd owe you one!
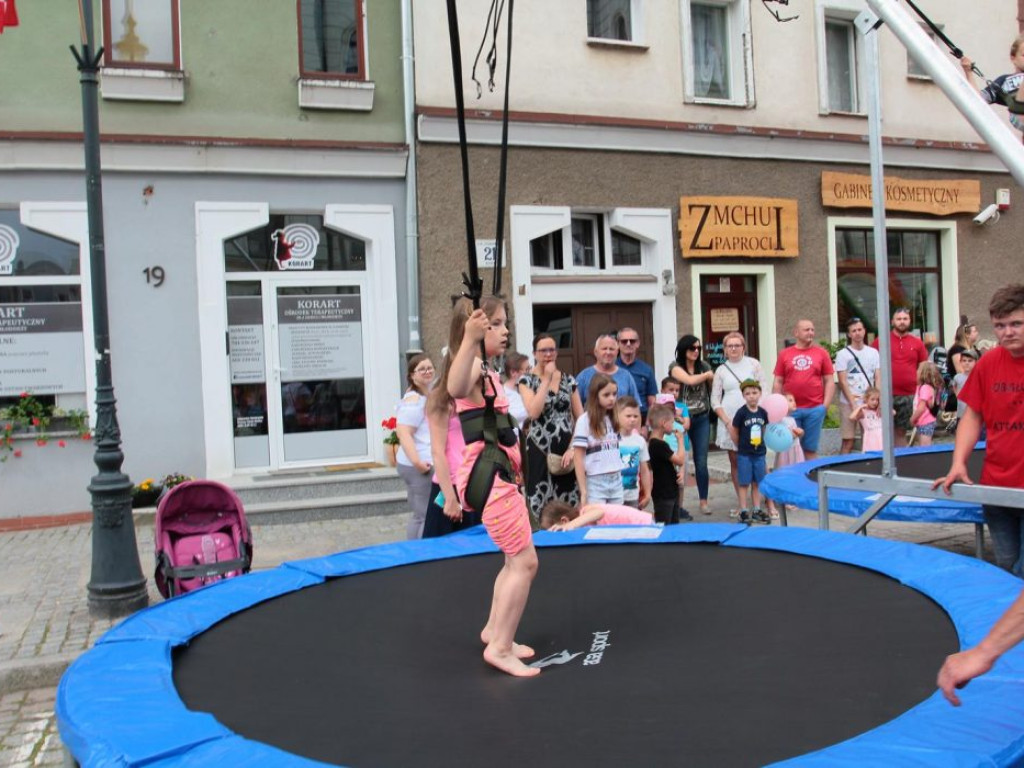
[35,439,46,446]
[383,416,397,430]
[19,392,28,398]
[82,432,92,440]
[58,440,67,448]
[13,449,22,458]
[31,417,40,426]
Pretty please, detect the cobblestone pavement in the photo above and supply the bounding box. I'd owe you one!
[0,460,988,767]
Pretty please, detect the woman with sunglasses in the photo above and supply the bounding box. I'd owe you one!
[519,333,584,524]
[669,334,715,515]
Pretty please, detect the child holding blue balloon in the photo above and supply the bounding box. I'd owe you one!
[728,379,771,524]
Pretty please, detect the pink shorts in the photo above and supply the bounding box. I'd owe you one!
[481,479,532,556]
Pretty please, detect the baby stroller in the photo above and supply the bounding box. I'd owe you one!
[154,480,253,598]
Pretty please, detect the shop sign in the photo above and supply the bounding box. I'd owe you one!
[0,224,19,275]
[272,223,320,271]
[277,294,363,381]
[821,171,981,215]
[0,302,86,396]
[680,197,799,258]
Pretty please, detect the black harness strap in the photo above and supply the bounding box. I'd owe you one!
[903,0,990,83]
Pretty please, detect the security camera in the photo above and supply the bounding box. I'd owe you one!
[974,203,1000,225]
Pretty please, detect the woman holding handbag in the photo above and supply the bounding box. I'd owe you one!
[710,332,766,507]
[670,334,716,515]
[519,333,584,524]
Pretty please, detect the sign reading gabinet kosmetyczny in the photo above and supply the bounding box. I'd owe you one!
[821,171,981,216]
[679,197,799,258]
[0,303,86,396]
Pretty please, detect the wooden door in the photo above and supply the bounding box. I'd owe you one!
[531,303,655,378]
[699,275,758,369]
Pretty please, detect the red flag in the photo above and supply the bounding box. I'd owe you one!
[0,1,18,34]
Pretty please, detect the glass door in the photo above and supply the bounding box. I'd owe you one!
[272,282,367,466]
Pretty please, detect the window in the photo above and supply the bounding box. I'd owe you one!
[529,214,646,274]
[681,0,754,106]
[102,0,180,69]
[587,0,634,42]
[907,24,941,80]
[835,228,942,345]
[816,7,864,115]
[224,214,366,273]
[299,0,365,79]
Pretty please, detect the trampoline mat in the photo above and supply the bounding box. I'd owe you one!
[809,447,985,484]
[173,544,957,768]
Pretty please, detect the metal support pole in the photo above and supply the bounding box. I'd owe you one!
[72,0,148,618]
[856,10,897,478]
[867,0,1024,188]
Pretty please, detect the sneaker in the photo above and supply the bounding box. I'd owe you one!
[769,508,780,520]
[679,509,694,521]
[729,509,740,518]
[700,505,712,516]
[752,509,770,524]
[738,509,751,523]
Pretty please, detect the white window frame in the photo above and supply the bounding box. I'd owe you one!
[815,1,866,116]
[586,0,645,46]
[527,210,653,278]
[825,216,960,344]
[680,0,754,107]
[298,0,375,111]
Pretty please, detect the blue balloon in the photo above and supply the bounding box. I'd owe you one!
[764,422,794,453]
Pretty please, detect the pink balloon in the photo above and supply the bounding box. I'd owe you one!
[761,393,789,423]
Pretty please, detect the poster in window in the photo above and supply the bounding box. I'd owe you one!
[277,295,363,381]
[0,303,86,396]
[227,296,266,384]
[710,308,740,333]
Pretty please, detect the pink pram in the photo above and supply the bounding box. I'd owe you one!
[154,480,253,598]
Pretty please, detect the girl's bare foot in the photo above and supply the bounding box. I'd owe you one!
[483,645,541,677]
[481,631,534,659]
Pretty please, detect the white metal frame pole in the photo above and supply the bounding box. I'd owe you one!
[856,10,897,478]
[866,0,1024,187]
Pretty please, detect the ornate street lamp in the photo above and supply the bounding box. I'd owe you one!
[72,0,148,617]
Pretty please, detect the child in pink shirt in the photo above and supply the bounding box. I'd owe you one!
[539,500,654,530]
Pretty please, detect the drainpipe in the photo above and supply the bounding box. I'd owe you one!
[401,0,423,355]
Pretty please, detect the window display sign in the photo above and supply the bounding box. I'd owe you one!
[680,196,799,258]
[0,303,86,396]
[0,224,18,276]
[277,294,363,381]
[227,296,266,384]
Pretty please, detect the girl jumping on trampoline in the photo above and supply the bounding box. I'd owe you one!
[446,296,540,678]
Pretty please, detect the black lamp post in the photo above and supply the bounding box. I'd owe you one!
[72,0,148,618]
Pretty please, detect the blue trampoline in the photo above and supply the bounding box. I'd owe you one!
[57,523,1024,767]
[761,444,986,524]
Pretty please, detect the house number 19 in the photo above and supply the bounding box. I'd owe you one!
[143,266,165,287]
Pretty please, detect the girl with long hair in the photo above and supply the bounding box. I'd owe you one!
[394,353,435,538]
[669,334,715,514]
[571,374,622,507]
[447,296,539,677]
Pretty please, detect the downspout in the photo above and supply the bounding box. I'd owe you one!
[401,0,423,354]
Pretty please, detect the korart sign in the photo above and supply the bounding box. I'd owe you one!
[0,224,19,275]
[680,197,799,258]
[0,303,86,396]
[821,172,981,216]
[272,222,321,271]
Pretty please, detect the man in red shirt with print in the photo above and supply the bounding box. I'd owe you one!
[871,307,927,446]
[772,319,835,460]
[935,284,1024,706]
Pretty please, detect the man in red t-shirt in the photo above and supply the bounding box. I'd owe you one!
[871,308,927,446]
[772,319,835,460]
[935,284,1024,707]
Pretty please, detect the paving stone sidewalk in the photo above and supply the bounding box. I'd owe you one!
[0,450,987,767]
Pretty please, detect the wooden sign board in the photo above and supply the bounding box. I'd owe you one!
[680,197,799,258]
[821,171,981,216]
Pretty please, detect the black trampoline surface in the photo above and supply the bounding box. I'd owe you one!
[173,543,958,768]
[809,446,985,483]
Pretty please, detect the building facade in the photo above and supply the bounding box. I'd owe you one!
[412,0,1023,377]
[0,0,411,515]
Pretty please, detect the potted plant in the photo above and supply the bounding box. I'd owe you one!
[132,478,163,509]
[381,416,399,466]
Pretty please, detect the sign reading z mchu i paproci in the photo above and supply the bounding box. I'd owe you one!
[679,196,799,258]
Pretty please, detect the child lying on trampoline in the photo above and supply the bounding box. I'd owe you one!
[540,500,654,531]
[446,296,539,677]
